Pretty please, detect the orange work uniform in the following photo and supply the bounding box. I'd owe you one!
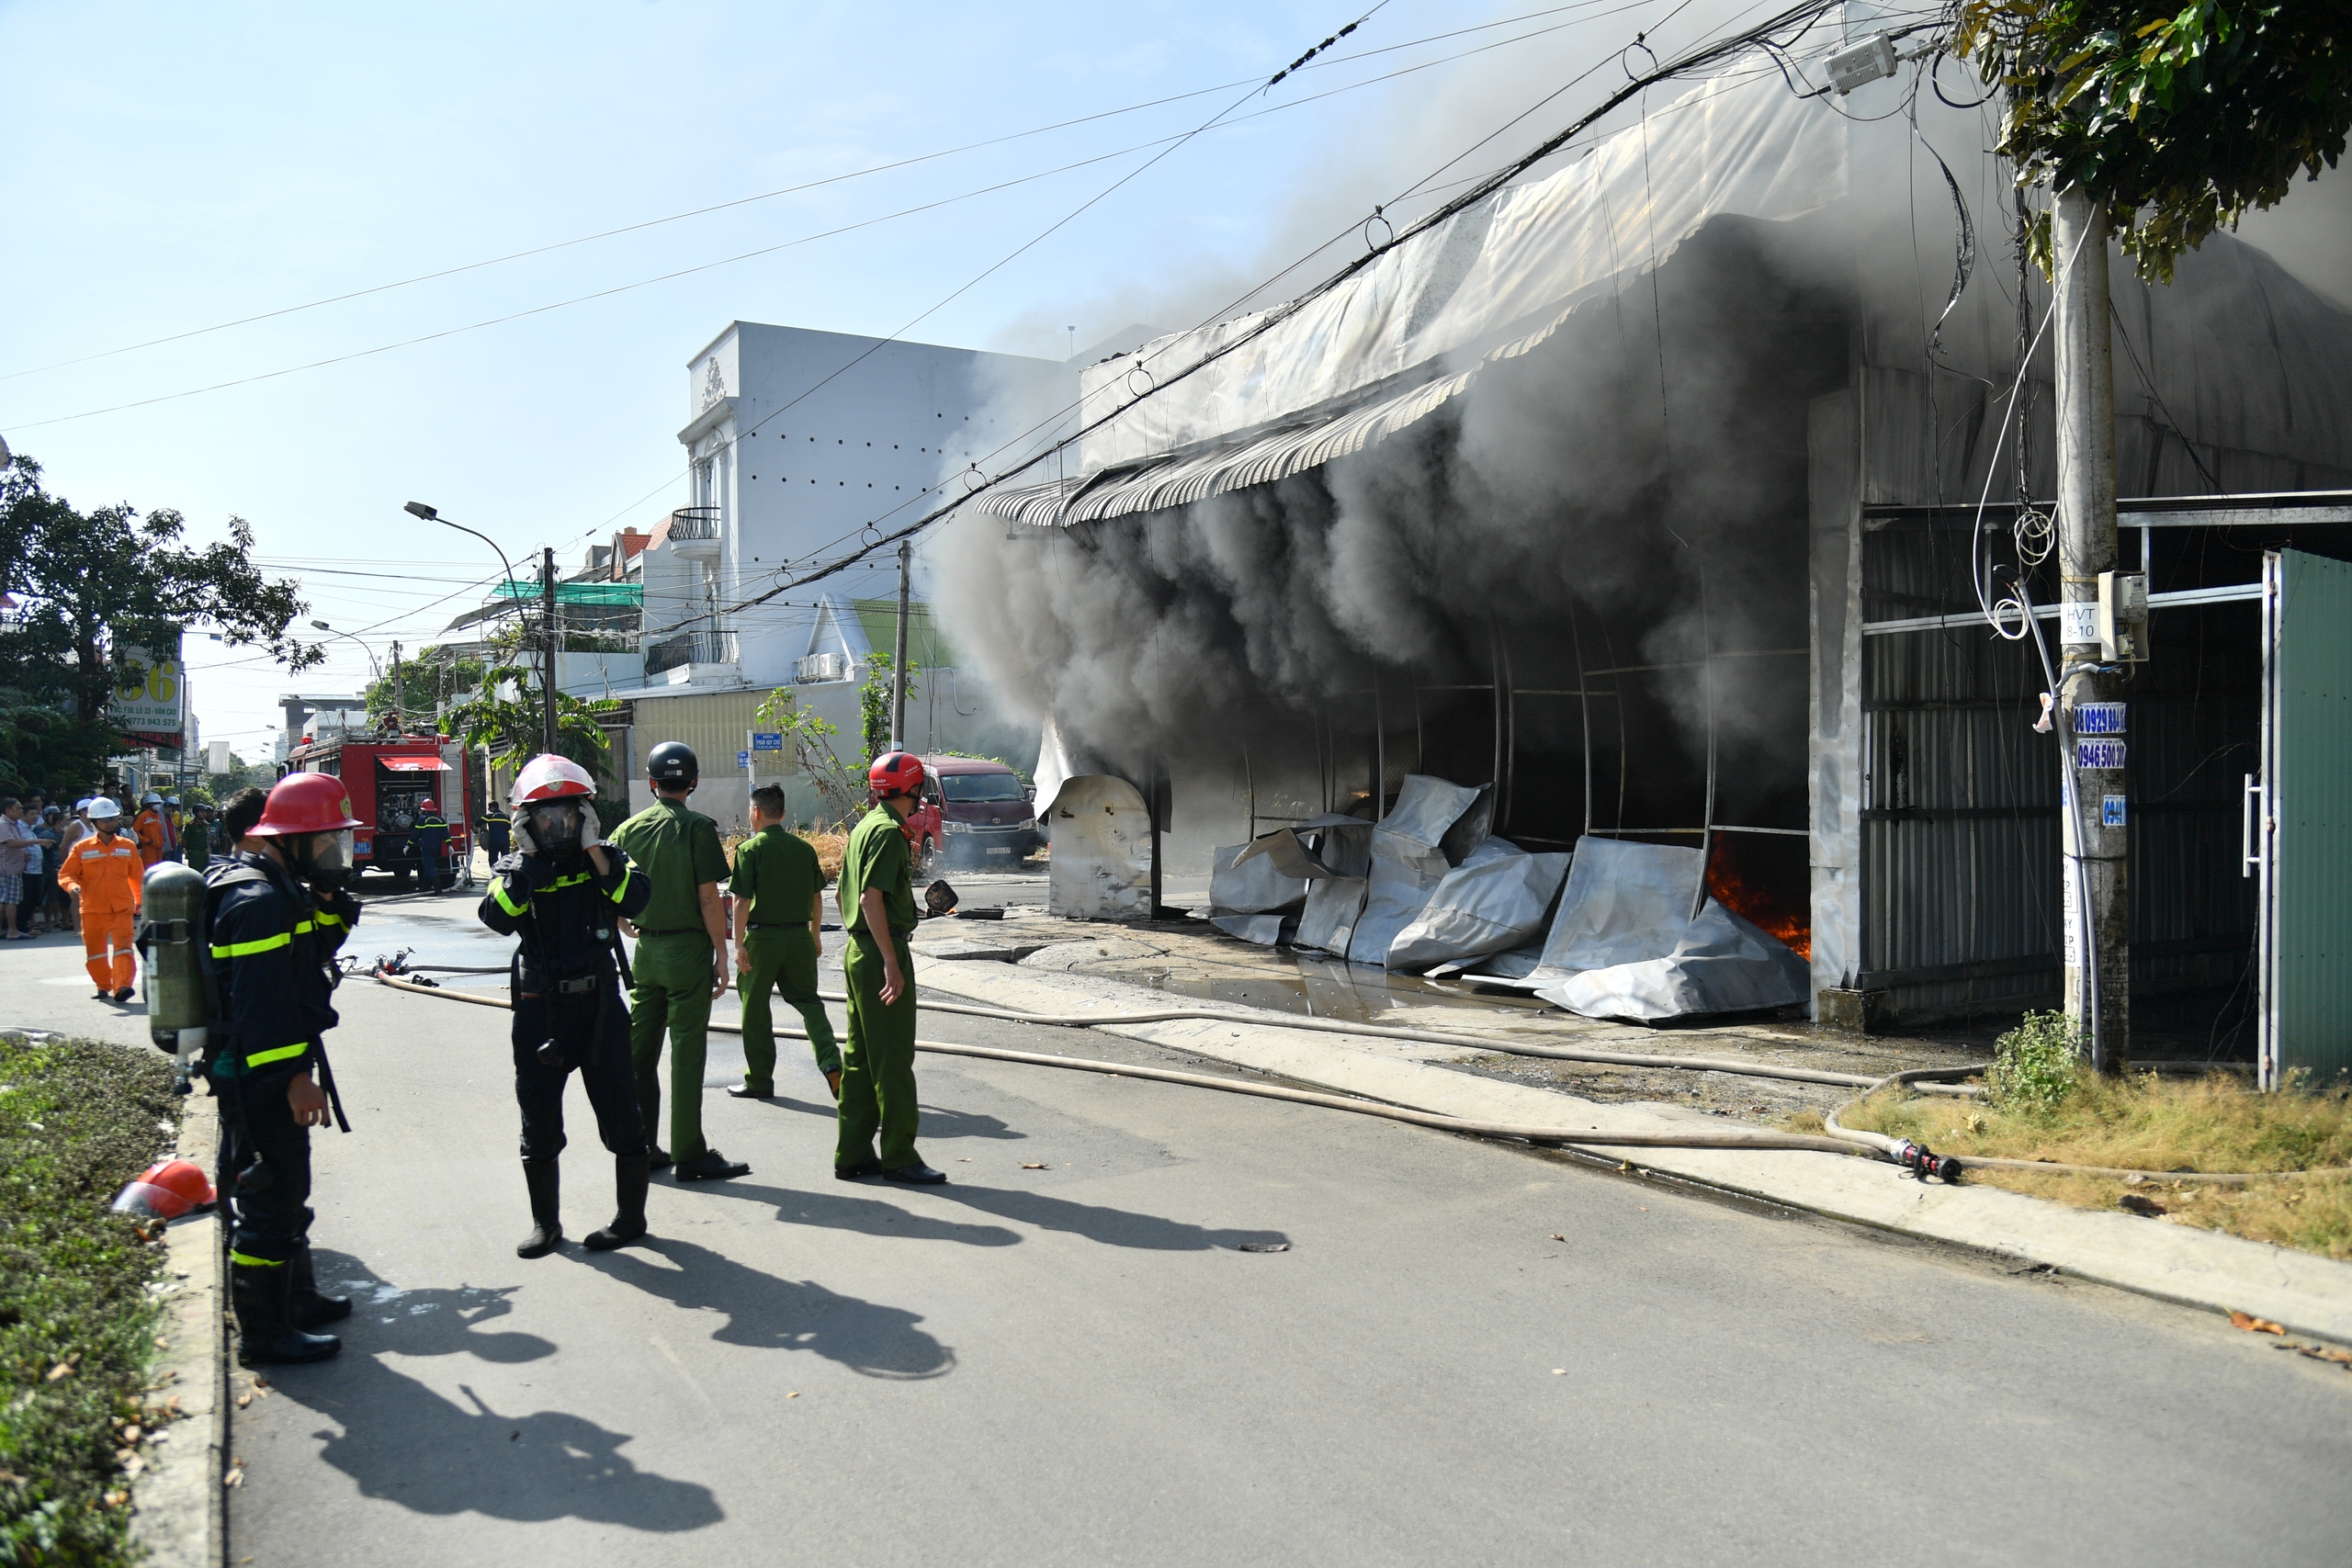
[57,830,144,991]
[134,807,175,866]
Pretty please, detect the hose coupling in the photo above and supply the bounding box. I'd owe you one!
[1890,1139,1962,1182]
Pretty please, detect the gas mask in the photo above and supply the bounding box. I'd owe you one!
[292,829,356,889]
[522,800,585,856]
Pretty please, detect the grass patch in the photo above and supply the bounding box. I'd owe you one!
[1838,1065,2352,1260]
[0,1033,182,1567]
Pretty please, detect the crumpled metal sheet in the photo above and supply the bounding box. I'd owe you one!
[1387,838,1571,970]
[1534,901,1809,1021]
[1209,912,1297,946]
[1230,814,1372,880]
[1529,836,1705,981]
[1295,875,1368,955]
[1345,776,1490,966]
[1044,774,1155,920]
[1207,841,1309,914]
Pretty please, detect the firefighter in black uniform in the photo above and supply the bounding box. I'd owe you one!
[204,773,365,1367]
[478,754,655,1258]
[479,800,512,860]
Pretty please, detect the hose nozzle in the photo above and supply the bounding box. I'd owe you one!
[1891,1139,1961,1182]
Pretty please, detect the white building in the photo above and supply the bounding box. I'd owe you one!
[639,321,1069,690]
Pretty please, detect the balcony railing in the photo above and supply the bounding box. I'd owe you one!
[666,506,719,542]
[646,628,738,674]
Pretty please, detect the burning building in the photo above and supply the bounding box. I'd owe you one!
[936,57,2352,1042]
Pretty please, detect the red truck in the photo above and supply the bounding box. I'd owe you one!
[281,731,473,889]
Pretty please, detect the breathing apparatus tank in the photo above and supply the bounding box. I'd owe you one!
[137,861,211,1090]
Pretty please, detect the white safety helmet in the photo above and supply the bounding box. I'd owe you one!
[88,797,123,822]
[141,792,164,806]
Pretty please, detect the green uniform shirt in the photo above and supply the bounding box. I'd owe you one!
[840,805,915,937]
[729,824,824,929]
[609,796,728,933]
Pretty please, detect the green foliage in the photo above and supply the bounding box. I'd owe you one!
[1957,2,2352,280]
[0,1033,181,1567]
[1989,1010,2086,1114]
[0,688,110,798]
[752,688,864,828]
[0,454,321,727]
[857,652,921,765]
[362,646,488,731]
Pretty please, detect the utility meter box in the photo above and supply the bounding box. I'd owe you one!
[1826,35,1898,95]
[2098,570,2150,662]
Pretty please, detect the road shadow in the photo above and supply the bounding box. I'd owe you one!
[694,1174,1285,1254]
[718,1097,1024,1143]
[577,1235,956,1380]
[258,1255,721,1529]
[691,1179,1021,1247]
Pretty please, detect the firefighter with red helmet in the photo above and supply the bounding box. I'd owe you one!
[478,754,656,1257]
[203,772,365,1366]
[833,751,944,1184]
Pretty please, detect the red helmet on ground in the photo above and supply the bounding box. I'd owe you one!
[111,1158,216,1220]
[868,751,925,799]
[513,754,595,804]
[249,773,365,836]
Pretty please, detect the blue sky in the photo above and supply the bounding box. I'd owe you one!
[5,0,2345,756]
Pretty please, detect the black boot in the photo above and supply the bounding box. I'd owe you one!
[517,1158,562,1258]
[584,1154,650,1251]
[231,1261,341,1367]
[288,1242,352,1328]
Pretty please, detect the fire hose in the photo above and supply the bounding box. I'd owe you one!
[369,975,2336,1184]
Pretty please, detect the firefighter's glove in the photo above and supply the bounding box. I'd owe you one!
[511,812,537,857]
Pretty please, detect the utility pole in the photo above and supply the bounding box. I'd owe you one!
[889,539,912,752]
[389,640,404,735]
[540,547,559,755]
[2052,186,2129,1072]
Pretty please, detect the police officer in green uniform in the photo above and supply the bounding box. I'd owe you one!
[728,784,842,1102]
[608,741,746,1181]
[834,751,944,1184]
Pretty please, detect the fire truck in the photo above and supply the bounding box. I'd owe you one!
[281,729,474,889]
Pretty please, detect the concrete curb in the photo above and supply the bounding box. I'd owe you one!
[919,959,2352,1341]
[130,1092,224,1568]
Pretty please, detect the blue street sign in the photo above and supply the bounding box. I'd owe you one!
[737,750,751,769]
[2075,739,2127,771]
[751,731,784,751]
[2075,702,2127,735]
[2101,795,2128,829]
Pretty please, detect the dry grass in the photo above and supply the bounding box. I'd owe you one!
[1834,1073,2352,1259]
[802,830,846,882]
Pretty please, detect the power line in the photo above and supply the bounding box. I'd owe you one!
[1,2,1619,389]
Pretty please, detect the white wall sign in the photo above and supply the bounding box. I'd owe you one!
[109,641,186,740]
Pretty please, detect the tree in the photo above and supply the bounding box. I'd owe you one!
[858,652,921,765]
[753,687,865,828]
[362,646,489,731]
[0,454,320,795]
[1959,2,2352,280]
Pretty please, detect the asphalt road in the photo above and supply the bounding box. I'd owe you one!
[6,897,2349,1567]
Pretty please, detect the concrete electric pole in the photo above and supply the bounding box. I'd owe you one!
[540,546,559,756]
[389,639,404,735]
[889,539,912,752]
[2052,186,2129,1072]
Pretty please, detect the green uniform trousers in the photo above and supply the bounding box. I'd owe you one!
[837,930,921,1171]
[739,925,840,1091]
[629,930,717,1162]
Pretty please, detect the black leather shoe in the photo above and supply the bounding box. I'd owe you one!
[288,1243,353,1326]
[114,987,135,1004]
[648,1146,673,1173]
[834,1159,885,1181]
[883,1164,948,1185]
[725,1084,772,1100]
[672,1149,750,1182]
[516,1158,563,1259]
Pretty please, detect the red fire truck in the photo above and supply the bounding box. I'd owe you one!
[281,730,474,889]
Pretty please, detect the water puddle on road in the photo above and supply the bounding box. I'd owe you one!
[1125,953,1554,1026]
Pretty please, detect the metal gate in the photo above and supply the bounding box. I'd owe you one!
[2256,548,2352,1088]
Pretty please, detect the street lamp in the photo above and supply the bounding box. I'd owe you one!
[309,620,383,682]
[408,501,552,753]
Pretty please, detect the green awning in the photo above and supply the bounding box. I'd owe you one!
[492,581,643,606]
[852,599,958,669]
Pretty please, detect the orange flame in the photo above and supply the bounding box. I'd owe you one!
[1706,836,1811,962]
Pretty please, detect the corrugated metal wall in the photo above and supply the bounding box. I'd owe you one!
[2268,549,2352,1082]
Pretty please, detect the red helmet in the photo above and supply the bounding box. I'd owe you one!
[419,798,438,813]
[111,1158,216,1220]
[868,751,925,799]
[250,773,365,836]
[513,753,595,803]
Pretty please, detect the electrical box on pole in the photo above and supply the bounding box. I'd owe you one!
[2097,570,2149,662]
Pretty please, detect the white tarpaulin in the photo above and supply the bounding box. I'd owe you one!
[1387,838,1571,971]
[1345,776,1491,967]
[1064,69,1847,487]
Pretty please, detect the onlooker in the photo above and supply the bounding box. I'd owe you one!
[55,801,91,934]
[28,806,64,934]
[0,797,32,939]
[220,787,270,857]
[184,803,215,872]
